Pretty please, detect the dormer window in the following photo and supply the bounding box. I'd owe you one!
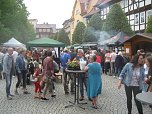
[76,10,79,15]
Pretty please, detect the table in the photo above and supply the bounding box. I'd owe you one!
[136,92,152,105]
[65,69,87,109]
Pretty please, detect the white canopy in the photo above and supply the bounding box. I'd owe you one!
[3,37,25,47]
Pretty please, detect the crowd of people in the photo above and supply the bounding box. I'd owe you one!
[0,46,152,113]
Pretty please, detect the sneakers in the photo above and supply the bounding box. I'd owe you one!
[91,105,98,109]
[14,90,19,95]
[51,95,56,98]
[65,91,69,95]
[41,97,49,100]
[9,94,15,97]
[23,91,30,94]
[7,96,13,100]
[79,96,84,101]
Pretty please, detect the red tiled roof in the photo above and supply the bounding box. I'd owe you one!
[100,0,111,5]
[95,0,105,6]
[79,0,86,3]
[84,8,100,17]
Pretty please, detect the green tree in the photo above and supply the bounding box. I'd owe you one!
[0,0,35,44]
[102,3,134,36]
[88,13,103,30]
[52,32,58,40]
[57,29,70,46]
[145,15,152,33]
[83,27,98,42]
[72,22,86,44]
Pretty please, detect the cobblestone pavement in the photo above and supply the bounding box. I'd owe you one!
[0,74,151,114]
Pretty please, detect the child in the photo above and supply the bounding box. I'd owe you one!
[33,62,42,99]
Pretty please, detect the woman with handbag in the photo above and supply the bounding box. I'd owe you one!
[118,54,145,114]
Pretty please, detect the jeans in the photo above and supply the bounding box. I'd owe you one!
[110,62,115,75]
[79,73,87,97]
[115,67,122,77]
[43,75,53,96]
[16,70,27,89]
[104,62,110,75]
[124,85,143,114]
[5,73,13,97]
[63,68,69,92]
[68,73,75,92]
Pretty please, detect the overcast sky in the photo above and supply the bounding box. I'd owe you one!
[23,0,75,28]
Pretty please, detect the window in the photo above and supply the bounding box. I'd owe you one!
[120,1,124,8]
[76,10,79,15]
[101,10,103,15]
[43,29,46,32]
[134,2,138,10]
[101,15,104,20]
[107,7,110,13]
[125,7,128,13]
[130,14,134,20]
[140,12,145,24]
[131,25,134,31]
[47,29,50,32]
[130,20,134,25]
[124,0,128,7]
[135,13,139,25]
[140,24,145,30]
[129,4,133,11]
[139,1,144,8]
[103,8,106,15]
[135,25,139,31]
[129,0,132,5]
[39,28,42,32]
[145,0,151,5]
[146,10,152,22]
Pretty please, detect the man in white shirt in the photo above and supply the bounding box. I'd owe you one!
[110,50,116,76]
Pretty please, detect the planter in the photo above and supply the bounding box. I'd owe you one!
[67,66,80,70]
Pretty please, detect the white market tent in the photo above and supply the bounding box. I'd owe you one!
[3,37,25,48]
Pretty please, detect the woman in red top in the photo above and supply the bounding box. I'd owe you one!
[93,50,101,64]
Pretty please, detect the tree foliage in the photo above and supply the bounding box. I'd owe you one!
[102,3,134,36]
[0,0,35,44]
[52,32,58,40]
[145,15,152,33]
[57,29,70,46]
[72,22,86,44]
[88,13,103,31]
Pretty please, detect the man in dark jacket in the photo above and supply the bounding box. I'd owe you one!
[15,49,30,95]
[115,51,124,77]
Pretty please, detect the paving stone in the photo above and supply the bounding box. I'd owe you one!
[0,74,151,114]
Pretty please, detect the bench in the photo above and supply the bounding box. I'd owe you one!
[54,72,62,83]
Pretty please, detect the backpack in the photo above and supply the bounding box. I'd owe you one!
[53,61,59,73]
[123,56,130,65]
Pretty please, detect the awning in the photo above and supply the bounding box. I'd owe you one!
[27,37,65,47]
